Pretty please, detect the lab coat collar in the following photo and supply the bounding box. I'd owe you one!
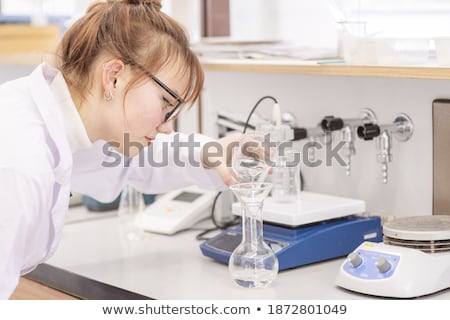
[47,68,92,154]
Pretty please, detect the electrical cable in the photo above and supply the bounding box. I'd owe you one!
[243,95,278,133]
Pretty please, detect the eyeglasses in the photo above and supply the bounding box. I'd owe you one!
[123,59,184,122]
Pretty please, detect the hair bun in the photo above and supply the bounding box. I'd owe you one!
[126,0,162,11]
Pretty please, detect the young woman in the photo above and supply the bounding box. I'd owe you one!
[0,0,238,298]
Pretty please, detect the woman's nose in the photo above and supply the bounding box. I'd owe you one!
[156,120,174,134]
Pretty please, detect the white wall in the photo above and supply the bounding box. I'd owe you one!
[74,0,91,14]
[201,70,448,217]
[162,0,202,43]
[229,0,280,40]
[229,0,337,50]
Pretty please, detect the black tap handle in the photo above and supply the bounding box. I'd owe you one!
[320,116,344,132]
[357,123,381,140]
[292,127,308,141]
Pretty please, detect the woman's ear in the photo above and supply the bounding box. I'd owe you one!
[101,59,125,98]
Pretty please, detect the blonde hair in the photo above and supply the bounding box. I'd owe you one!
[57,0,203,107]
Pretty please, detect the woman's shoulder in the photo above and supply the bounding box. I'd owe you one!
[0,78,43,134]
[0,75,51,166]
[0,73,34,112]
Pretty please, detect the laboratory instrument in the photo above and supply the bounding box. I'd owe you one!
[139,186,217,235]
[320,108,377,176]
[255,106,296,203]
[228,182,278,288]
[200,192,382,270]
[336,215,450,298]
[357,113,413,183]
[214,96,284,226]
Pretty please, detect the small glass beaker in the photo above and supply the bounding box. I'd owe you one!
[231,132,273,183]
[228,182,278,288]
[271,148,301,203]
[337,20,377,65]
[117,185,145,241]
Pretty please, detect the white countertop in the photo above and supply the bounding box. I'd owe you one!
[47,206,450,300]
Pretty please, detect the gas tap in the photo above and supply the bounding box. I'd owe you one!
[357,113,414,183]
[305,126,324,164]
[289,125,328,165]
[320,109,377,176]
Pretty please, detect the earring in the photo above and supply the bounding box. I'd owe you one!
[104,89,113,102]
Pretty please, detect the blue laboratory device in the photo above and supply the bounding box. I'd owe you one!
[200,192,382,270]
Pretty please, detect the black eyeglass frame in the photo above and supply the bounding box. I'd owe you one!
[123,59,184,122]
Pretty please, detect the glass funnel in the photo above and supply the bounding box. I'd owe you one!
[229,182,278,288]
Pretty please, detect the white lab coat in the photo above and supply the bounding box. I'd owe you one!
[0,63,226,299]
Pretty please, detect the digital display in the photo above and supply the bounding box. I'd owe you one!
[172,191,202,202]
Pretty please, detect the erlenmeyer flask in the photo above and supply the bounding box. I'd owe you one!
[118,185,145,240]
[229,182,278,288]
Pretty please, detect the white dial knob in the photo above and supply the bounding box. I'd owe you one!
[348,252,362,267]
[376,257,391,273]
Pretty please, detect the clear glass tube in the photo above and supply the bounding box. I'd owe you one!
[229,183,278,288]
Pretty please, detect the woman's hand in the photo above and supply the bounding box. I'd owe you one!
[201,132,242,186]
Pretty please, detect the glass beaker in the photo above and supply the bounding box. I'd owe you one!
[117,185,145,240]
[337,21,378,65]
[271,148,301,203]
[229,183,278,288]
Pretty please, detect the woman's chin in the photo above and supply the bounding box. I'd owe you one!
[115,141,146,157]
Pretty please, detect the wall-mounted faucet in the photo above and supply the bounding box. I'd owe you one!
[305,126,325,164]
[320,109,377,176]
[357,113,414,183]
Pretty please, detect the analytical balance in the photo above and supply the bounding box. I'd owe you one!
[336,215,450,298]
[200,192,382,270]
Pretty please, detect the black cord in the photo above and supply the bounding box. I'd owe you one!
[196,95,279,241]
[195,227,222,241]
[243,96,278,133]
[210,192,238,228]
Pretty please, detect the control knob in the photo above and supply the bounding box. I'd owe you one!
[376,257,391,273]
[348,252,363,268]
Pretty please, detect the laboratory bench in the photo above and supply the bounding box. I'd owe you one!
[11,277,77,300]
[21,206,450,300]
